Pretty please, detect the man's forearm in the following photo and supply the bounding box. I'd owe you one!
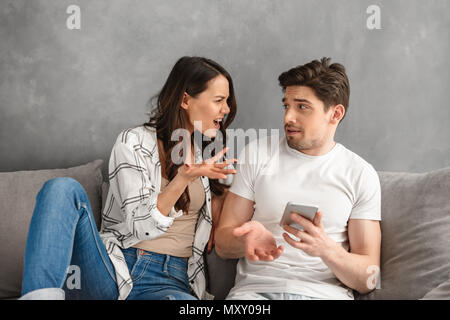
[214,226,246,259]
[321,245,380,294]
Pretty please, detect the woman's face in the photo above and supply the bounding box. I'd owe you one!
[181,74,230,138]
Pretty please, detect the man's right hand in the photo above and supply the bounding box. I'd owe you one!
[232,221,284,261]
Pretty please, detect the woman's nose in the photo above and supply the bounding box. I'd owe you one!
[222,102,230,114]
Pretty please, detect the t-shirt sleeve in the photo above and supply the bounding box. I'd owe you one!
[349,164,382,221]
[229,140,261,202]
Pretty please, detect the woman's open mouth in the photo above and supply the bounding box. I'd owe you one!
[213,118,223,129]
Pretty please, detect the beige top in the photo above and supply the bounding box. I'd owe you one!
[132,176,206,258]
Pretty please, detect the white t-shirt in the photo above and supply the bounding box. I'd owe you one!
[228,136,381,300]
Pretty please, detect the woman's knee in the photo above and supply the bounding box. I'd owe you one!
[40,177,87,200]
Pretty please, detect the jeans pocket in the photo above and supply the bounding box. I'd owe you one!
[122,250,150,283]
[130,257,152,283]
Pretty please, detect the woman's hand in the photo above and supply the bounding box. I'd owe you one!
[177,147,237,183]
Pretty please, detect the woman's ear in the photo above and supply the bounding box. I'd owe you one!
[180,92,190,110]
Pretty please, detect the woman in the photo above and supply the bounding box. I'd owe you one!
[20,56,237,300]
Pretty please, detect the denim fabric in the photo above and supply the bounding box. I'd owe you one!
[122,248,196,300]
[20,177,196,300]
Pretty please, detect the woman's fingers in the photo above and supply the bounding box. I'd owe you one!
[213,163,229,169]
[195,167,236,180]
[223,158,238,165]
[214,159,238,169]
[216,168,237,175]
[205,147,229,164]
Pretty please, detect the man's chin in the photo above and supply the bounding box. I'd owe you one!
[286,137,307,151]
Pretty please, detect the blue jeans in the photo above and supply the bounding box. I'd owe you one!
[122,248,195,300]
[20,177,197,300]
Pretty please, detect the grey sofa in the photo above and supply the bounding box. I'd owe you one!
[1,159,449,300]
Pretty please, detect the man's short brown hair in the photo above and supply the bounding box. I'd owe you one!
[278,57,350,121]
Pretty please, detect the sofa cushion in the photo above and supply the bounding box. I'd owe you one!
[206,249,238,300]
[420,275,450,300]
[0,160,104,299]
[358,167,450,300]
[101,181,109,215]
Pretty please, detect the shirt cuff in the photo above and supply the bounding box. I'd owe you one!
[150,193,183,228]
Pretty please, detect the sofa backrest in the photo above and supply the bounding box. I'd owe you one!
[0,160,104,299]
[2,164,449,300]
[359,167,450,299]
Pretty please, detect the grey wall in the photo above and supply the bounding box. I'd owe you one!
[1,0,449,179]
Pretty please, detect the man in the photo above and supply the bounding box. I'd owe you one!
[215,57,381,300]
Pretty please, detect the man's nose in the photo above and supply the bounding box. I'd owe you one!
[284,107,296,124]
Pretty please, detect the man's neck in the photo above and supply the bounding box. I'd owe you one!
[296,139,337,156]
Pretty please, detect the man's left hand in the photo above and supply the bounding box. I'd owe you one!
[282,211,338,258]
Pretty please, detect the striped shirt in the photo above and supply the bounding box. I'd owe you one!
[100,125,215,300]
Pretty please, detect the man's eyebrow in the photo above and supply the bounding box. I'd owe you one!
[282,98,312,104]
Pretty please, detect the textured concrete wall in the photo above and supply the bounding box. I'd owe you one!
[1,0,449,178]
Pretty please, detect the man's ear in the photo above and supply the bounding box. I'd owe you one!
[330,104,345,124]
[180,92,190,110]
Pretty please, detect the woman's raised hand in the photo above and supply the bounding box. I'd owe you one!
[177,147,237,182]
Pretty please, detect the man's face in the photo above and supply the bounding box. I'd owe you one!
[282,86,335,152]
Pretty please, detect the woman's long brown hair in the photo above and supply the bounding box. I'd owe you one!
[143,56,237,213]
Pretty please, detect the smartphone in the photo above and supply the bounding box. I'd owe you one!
[279,202,319,231]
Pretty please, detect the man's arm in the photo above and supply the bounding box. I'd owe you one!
[215,192,284,261]
[214,192,255,259]
[322,219,381,294]
[283,214,381,294]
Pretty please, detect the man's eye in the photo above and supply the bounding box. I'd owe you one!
[282,105,288,110]
[298,105,307,110]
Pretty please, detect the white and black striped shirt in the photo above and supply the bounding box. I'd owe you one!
[100,125,215,300]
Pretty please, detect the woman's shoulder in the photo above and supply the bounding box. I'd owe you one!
[114,125,158,149]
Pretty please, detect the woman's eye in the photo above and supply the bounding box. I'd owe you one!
[282,105,288,110]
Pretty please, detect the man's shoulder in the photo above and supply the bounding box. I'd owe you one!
[336,143,377,176]
[237,134,281,163]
